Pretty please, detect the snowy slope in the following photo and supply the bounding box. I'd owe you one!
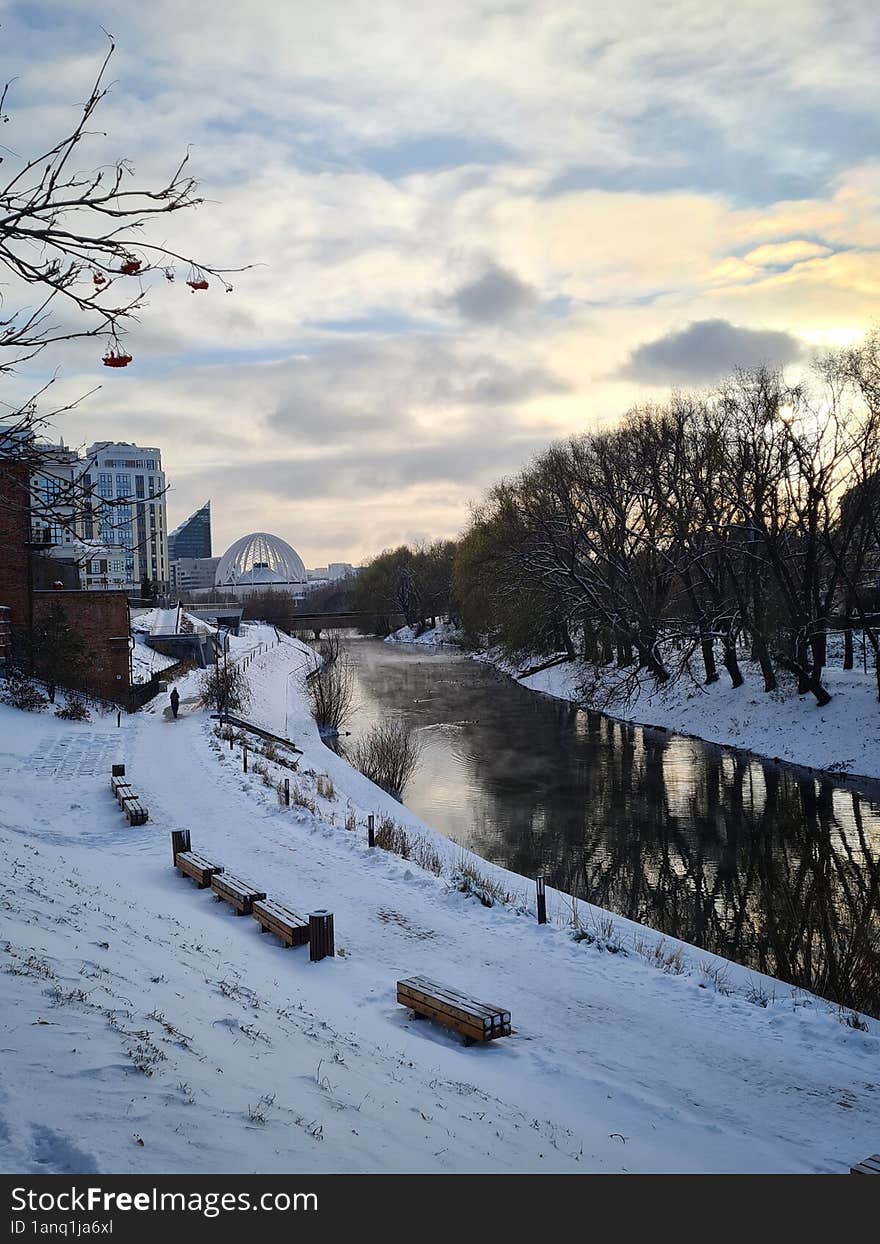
[1,628,877,1174]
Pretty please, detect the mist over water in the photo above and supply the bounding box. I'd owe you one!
[339,638,880,1017]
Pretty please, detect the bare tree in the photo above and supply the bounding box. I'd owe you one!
[0,38,247,569]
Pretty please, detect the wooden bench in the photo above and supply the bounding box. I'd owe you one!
[252,898,310,947]
[176,851,224,889]
[397,975,511,1045]
[122,795,149,826]
[211,872,267,916]
[113,778,134,804]
[851,1154,880,1174]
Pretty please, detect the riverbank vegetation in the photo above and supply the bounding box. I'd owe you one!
[353,540,459,636]
[449,331,880,708]
[348,719,422,800]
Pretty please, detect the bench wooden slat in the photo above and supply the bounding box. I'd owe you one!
[851,1154,880,1174]
[398,982,492,1033]
[124,798,148,825]
[211,872,267,915]
[403,974,509,1018]
[253,898,309,926]
[397,977,511,1042]
[176,851,224,887]
[401,976,510,1024]
[178,851,220,871]
[398,985,502,1044]
[252,898,310,947]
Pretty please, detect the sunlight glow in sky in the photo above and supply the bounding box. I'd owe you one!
[4,0,879,563]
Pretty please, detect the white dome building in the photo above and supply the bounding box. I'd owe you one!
[215,532,307,598]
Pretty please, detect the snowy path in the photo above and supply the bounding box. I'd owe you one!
[1,630,878,1173]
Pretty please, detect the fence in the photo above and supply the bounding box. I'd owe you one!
[128,656,194,711]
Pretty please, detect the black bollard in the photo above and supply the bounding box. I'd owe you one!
[368,814,375,848]
[284,777,290,806]
[309,910,335,961]
[116,710,121,728]
[243,741,248,773]
[536,876,547,925]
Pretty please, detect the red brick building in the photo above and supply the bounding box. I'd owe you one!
[1,457,133,704]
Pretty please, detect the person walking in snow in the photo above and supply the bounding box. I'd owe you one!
[170,686,180,720]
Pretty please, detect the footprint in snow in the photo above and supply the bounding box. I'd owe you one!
[30,1125,98,1174]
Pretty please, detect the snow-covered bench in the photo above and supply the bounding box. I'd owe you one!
[112,776,132,802]
[176,851,224,889]
[397,975,511,1045]
[120,792,149,826]
[211,872,267,916]
[110,770,149,826]
[252,898,310,948]
[851,1154,880,1174]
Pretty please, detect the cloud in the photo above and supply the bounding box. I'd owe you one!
[447,263,539,322]
[6,3,880,563]
[620,319,804,383]
[741,240,833,268]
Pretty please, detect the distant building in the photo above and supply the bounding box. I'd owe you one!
[215,532,308,600]
[78,442,169,591]
[28,441,130,591]
[306,562,355,584]
[168,500,212,561]
[170,555,221,595]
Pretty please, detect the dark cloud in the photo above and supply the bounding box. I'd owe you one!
[620,319,804,383]
[448,263,539,323]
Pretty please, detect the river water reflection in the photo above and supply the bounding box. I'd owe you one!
[340,638,880,1017]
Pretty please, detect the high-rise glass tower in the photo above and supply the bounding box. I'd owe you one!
[168,500,212,561]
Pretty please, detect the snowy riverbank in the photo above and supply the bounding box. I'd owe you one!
[1,625,878,1174]
[506,656,880,784]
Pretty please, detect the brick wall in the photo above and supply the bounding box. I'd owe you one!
[32,591,131,703]
[0,460,33,636]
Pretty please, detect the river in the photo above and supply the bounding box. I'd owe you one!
[337,636,880,1017]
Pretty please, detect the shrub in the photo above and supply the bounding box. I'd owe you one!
[409,833,443,876]
[291,784,317,814]
[374,816,409,857]
[306,653,355,736]
[199,661,251,715]
[449,851,510,907]
[633,935,685,974]
[0,666,47,712]
[349,719,421,799]
[55,691,91,721]
[316,774,335,800]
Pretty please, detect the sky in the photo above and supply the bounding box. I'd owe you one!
[3,0,880,566]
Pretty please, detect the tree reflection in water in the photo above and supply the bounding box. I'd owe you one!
[344,641,880,1018]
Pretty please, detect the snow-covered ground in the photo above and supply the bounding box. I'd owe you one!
[385,621,464,647]
[505,655,880,782]
[1,624,877,1174]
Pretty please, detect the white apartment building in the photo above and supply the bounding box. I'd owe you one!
[29,441,129,591]
[77,442,169,591]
